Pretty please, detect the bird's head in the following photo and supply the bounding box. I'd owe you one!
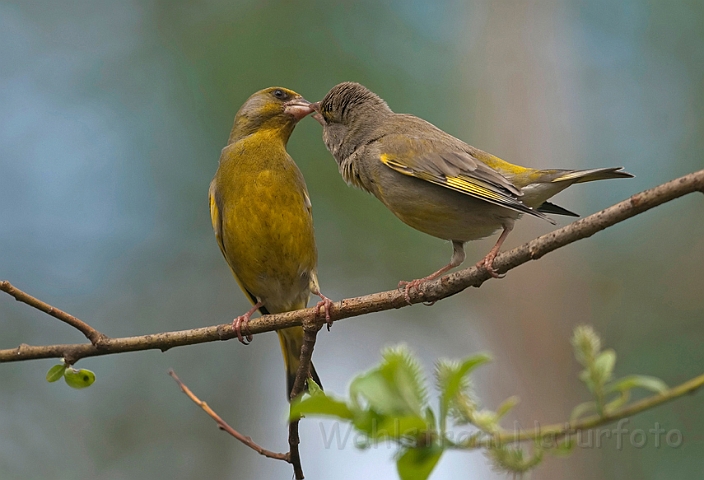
[229,87,313,144]
[310,82,392,162]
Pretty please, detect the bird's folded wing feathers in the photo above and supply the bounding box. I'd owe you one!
[208,181,227,258]
[209,180,264,310]
[378,137,547,220]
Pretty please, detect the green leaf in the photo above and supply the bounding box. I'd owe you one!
[397,446,443,480]
[550,437,575,457]
[442,355,491,404]
[594,349,616,383]
[350,409,429,443]
[307,378,324,395]
[290,392,354,421]
[488,444,543,474]
[578,370,594,392]
[424,406,437,432]
[604,390,630,413]
[46,364,66,383]
[350,345,429,417]
[350,409,384,437]
[570,401,596,421]
[371,415,430,442]
[472,410,499,433]
[379,346,428,412]
[438,354,491,431]
[606,375,668,395]
[63,368,95,389]
[495,396,519,419]
[350,370,409,414]
[571,325,601,367]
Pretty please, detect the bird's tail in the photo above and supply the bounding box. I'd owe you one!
[524,167,633,216]
[249,296,322,401]
[550,167,634,184]
[277,325,322,400]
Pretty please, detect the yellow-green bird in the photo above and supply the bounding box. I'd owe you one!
[311,82,633,302]
[209,86,331,398]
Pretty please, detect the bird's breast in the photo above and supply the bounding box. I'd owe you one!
[216,144,317,310]
[369,165,520,242]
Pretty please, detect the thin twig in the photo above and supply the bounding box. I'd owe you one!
[287,319,323,479]
[2,169,703,364]
[0,281,108,346]
[288,420,303,479]
[289,320,321,401]
[168,369,290,462]
[461,372,704,449]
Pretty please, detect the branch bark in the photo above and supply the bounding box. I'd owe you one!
[462,372,704,448]
[0,281,108,346]
[287,318,323,480]
[169,370,290,462]
[169,318,323,480]
[1,169,703,364]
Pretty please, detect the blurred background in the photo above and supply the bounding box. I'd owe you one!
[1,0,703,478]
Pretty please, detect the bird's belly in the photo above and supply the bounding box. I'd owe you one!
[222,174,316,312]
[374,174,520,242]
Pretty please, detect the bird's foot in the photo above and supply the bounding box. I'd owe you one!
[398,257,459,305]
[315,293,334,331]
[477,226,511,279]
[476,254,504,279]
[232,314,253,345]
[232,301,263,345]
[398,278,428,305]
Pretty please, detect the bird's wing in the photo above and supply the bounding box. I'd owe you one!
[377,135,548,220]
[300,170,313,217]
[208,180,228,259]
[209,179,267,310]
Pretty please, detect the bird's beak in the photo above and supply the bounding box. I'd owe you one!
[308,102,325,125]
[311,113,325,125]
[283,98,314,121]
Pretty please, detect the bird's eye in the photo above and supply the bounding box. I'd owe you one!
[272,89,286,100]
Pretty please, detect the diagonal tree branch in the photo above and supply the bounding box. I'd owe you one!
[0,281,108,346]
[169,370,290,462]
[169,318,323,480]
[1,169,703,364]
[461,372,704,449]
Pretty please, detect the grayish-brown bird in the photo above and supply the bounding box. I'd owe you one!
[312,82,633,301]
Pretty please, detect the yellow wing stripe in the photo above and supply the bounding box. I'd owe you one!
[446,176,505,202]
[381,155,503,200]
[380,155,410,172]
[380,153,545,218]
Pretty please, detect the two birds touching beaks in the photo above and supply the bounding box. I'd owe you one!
[209,82,633,400]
